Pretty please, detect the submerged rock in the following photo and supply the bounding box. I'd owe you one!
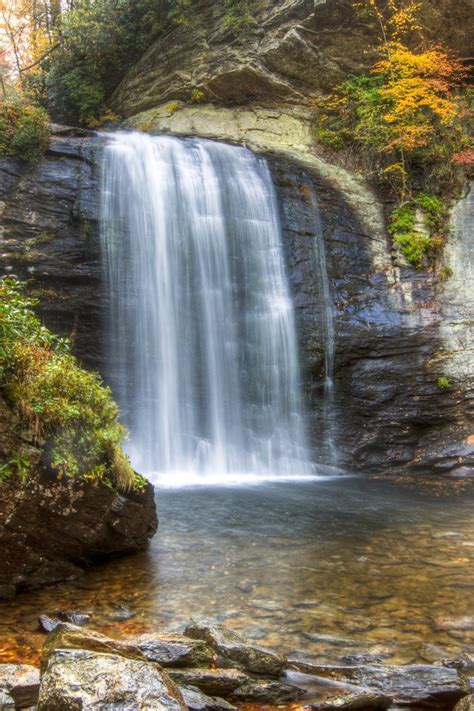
[0,664,40,709]
[38,648,186,711]
[39,611,92,633]
[184,622,285,676]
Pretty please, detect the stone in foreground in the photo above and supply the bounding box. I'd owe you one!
[38,648,186,711]
[307,690,392,709]
[290,662,468,709]
[184,621,285,676]
[130,633,214,668]
[180,685,237,711]
[168,669,249,697]
[0,664,40,709]
[40,623,148,673]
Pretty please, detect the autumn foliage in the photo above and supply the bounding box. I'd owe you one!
[315,0,471,199]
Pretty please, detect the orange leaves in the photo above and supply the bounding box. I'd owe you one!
[369,42,467,152]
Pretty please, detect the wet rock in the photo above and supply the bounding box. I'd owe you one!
[231,677,307,704]
[184,622,285,676]
[435,617,474,631]
[454,695,474,711]
[108,602,136,620]
[307,690,392,709]
[180,685,237,711]
[291,663,469,709]
[130,633,214,668]
[168,669,249,697]
[38,648,186,711]
[40,623,148,674]
[235,580,254,593]
[0,664,40,709]
[39,611,91,633]
[0,444,157,599]
[0,688,15,710]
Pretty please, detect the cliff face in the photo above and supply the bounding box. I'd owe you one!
[112,0,474,118]
[0,132,472,478]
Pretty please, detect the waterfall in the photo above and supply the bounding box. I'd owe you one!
[305,181,337,463]
[100,132,315,485]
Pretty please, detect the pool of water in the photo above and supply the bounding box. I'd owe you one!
[1,477,474,666]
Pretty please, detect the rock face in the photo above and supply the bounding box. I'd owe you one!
[0,132,472,477]
[112,0,474,118]
[0,393,157,600]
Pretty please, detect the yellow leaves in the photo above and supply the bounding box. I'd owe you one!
[353,0,421,41]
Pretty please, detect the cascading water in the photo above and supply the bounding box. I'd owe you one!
[305,182,338,464]
[100,132,315,485]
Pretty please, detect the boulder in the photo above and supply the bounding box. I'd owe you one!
[40,623,148,674]
[184,622,285,676]
[38,648,186,711]
[0,664,40,709]
[168,668,305,704]
[39,611,92,633]
[180,686,237,711]
[307,691,392,710]
[167,669,249,697]
[129,633,214,668]
[0,453,157,599]
[289,663,469,709]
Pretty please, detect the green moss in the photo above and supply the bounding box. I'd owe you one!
[437,376,451,390]
[389,195,449,269]
[0,278,139,492]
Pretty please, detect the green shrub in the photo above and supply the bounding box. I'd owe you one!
[0,100,50,162]
[0,278,140,491]
[389,195,449,269]
[222,0,256,33]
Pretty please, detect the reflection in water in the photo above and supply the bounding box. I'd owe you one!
[1,478,474,665]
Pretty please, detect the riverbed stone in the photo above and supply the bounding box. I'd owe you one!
[0,664,40,709]
[129,633,214,668]
[307,691,392,710]
[38,648,186,711]
[289,663,469,709]
[0,688,15,710]
[180,685,237,711]
[184,622,285,676]
[40,623,148,674]
[167,669,249,697]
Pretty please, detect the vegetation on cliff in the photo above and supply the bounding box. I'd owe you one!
[0,0,254,126]
[0,97,50,161]
[0,278,142,492]
[314,0,472,268]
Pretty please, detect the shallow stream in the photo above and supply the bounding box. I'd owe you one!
[2,477,474,666]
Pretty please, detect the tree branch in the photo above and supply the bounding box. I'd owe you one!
[20,42,60,73]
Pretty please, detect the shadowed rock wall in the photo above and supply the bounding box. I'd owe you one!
[0,133,472,477]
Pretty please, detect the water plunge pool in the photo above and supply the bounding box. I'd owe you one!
[2,477,474,666]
